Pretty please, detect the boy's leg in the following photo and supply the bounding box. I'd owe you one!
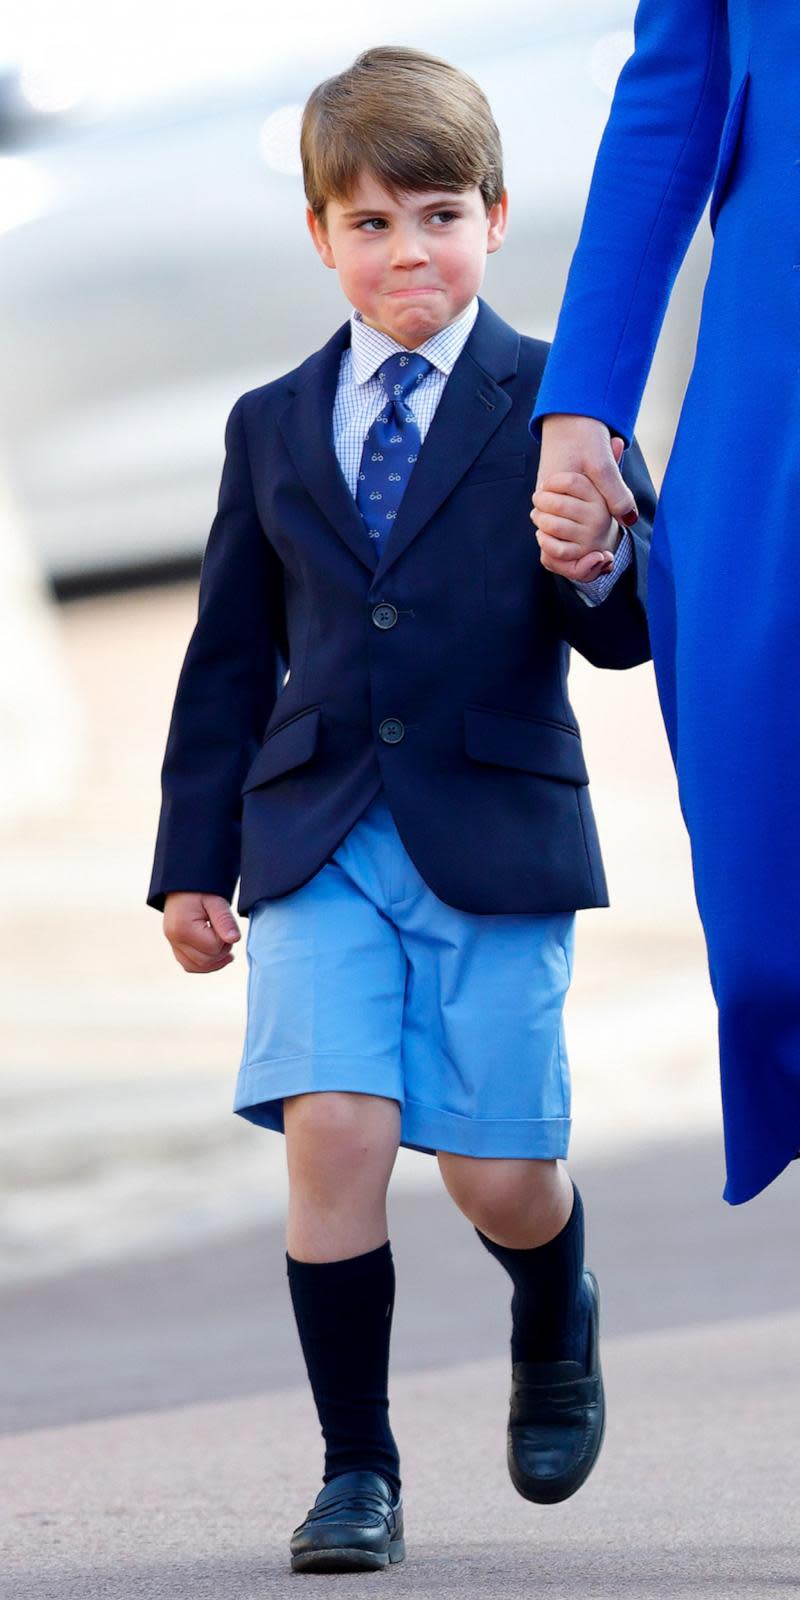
[438,1155,590,1362]
[439,1152,603,1503]
[285,1089,402,1494]
[236,797,410,1568]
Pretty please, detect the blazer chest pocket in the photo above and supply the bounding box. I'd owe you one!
[464,704,589,785]
[461,452,528,487]
[241,705,321,793]
[709,70,751,234]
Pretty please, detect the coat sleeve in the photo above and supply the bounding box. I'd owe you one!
[531,0,731,444]
[147,397,286,911]
[552,431,655,669]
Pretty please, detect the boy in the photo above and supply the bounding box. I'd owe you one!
[148,46,655,1573]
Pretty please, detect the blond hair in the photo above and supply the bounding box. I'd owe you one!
[301,45,504,218]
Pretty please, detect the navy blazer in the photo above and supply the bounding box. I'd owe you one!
[148,299,655,918]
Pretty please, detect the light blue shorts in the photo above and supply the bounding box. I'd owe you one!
[234,791,575,1159]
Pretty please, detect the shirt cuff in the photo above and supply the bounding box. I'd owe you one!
[569,528,633,607]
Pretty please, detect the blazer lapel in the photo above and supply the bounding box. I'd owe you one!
[375,301,520,581]
[277,322,378,574]
[275,302,521,580]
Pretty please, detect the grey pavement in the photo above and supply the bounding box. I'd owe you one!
[2,1135,799,1437]
[2,1135,798,1599]
[2,587,797,1596]
[3,1315,798,1600]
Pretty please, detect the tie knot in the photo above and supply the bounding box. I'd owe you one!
[377,351,432,405]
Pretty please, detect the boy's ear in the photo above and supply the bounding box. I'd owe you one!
[306,205,336,269]
[486,190,509,255]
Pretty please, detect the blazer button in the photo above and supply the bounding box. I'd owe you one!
[372,603,398,630]
[379,718,405,745]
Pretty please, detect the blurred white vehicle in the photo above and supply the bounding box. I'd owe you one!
[0,5,708,586]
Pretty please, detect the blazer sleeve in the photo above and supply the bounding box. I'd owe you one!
[147,397,286,911]
[531,0,731,445]
[552,431,655,669]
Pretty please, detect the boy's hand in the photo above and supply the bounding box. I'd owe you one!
[531,435,627,583]
[163,892,241,973]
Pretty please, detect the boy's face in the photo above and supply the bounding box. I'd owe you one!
[307,172,508,348]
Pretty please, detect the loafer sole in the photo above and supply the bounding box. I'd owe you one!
[291,1535,406,1573]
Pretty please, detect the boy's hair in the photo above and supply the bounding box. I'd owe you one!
[301,45,504,218]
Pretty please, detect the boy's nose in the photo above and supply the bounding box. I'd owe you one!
[390,231,429,268]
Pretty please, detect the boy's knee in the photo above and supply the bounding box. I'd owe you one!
[285,1091,399,1188]
[438,1152,565,1239]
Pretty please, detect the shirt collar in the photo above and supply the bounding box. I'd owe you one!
[349,297,480,385]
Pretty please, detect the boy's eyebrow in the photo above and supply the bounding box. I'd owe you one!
[341,206,392,219]
[341,196,466,219]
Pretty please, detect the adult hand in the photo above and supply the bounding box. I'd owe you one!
[534,416,640,585]
[534,412,638,516]
[163,891,241,973]
[532,444,622,581]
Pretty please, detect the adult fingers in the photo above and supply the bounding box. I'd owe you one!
[589,445,638,526]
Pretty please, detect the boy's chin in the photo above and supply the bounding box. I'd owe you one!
[369,298,455,347]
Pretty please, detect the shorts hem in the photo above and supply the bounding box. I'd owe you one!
[400,1098,571,1159]
[234,1063,570,1159]
[234,1053,404,1132]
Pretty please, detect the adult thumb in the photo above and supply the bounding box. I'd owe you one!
[598,436,638,526]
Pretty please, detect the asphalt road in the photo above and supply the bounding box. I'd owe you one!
[2,1134,798,1599]
[3,582,797,1597]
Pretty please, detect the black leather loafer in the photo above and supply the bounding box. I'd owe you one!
[507,1268,605,1505]
[290,1470,405,1573]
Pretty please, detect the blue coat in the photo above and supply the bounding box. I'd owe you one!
[148,301,654,924]
[532,1,800,1204]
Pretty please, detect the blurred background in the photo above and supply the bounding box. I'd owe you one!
[6,18,800,1595]
[1,0,720,1310]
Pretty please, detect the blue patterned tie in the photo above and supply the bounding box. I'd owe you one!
[355,351,432,552]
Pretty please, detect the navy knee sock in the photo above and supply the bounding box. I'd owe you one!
[286,1240,401,1498]
[475,1183,591,1366]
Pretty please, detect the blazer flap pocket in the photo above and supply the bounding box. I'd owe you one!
[464,705,589,784]
[462,452,528,487]
[709,70,750,233]
[242,706,321,793]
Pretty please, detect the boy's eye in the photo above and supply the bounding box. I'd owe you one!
[355,210,460,231]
